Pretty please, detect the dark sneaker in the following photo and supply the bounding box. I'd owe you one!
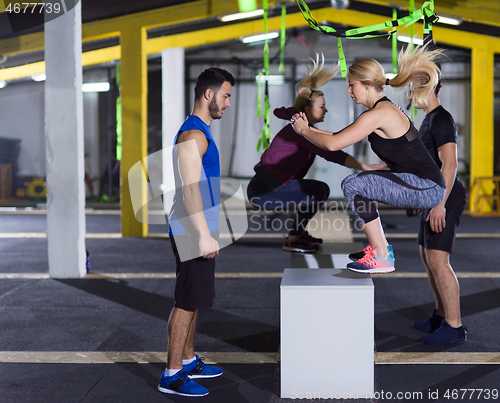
[348,244,373,261]
[347,246,395,274]
[412,309,444,333]
[300,231,323,244]
[184,355,223,379]
[420,320,467,345]
[158,371,209,397]
[283,233,320,253]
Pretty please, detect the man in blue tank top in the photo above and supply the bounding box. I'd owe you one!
[158,68,235,397]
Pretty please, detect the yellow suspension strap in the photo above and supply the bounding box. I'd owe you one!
[279,5,286,74]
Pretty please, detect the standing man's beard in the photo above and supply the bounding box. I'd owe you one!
[208,97,222,120]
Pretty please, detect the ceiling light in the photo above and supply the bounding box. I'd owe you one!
[331,0,350,10]
[241,32,279,44]
[436,14,462,26]
[31,72,46,82]
[82,82,110,92]
[0,80,6,89]
[255,75,285,85]
[397,35,424,46]
[221,9,264,22]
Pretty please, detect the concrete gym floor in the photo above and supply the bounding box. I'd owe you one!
[0,207,499,402]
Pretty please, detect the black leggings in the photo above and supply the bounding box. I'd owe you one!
[342,171,445,226]
[247,176,330,235]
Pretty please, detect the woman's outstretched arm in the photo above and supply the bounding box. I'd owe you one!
[291,111,379,151]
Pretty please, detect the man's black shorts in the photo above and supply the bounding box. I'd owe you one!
[170,232,218,310]
[418,180,467,254]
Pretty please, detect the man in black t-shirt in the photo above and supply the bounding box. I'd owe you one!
[410,80,468,345]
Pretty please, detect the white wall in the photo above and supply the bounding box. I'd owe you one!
[0,79,102,197]
[0,82,45,177]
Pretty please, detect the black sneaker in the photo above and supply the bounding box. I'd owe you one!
[420,320,467,345]
[412,309,444,333]
[283,233,320,253]
[300,230,323,244]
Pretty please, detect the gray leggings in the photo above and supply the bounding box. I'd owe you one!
[341,171,445,226]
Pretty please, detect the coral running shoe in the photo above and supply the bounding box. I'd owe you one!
[347,246,395,274]
[348,244,373,261]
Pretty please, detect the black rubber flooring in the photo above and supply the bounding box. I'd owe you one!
[0,210,499,402]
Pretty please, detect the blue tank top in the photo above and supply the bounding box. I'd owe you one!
[169,115,220,236]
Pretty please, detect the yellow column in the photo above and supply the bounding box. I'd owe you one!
[469,43,495,213]
[120,27,149,236]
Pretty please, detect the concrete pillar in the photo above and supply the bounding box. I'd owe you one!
[162,47,185,214]
[44,1,86,278]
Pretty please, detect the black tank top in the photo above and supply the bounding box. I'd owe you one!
[367,97,445,187]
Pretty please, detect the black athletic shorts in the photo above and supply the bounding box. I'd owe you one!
[418,180,467,254]
[170,231,219,310]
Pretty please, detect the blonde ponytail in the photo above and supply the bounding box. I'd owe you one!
[390,43,444,108]
[347,43,444,108]
[294,54,338,112]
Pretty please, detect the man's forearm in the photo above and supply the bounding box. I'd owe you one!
[183,184,211,236]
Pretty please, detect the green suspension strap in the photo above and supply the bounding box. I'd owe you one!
[409,0,417,120]
[392,9,398,75]
[115,63,122,161]
[257,0,272,152]
[423,0,434,41]
[279,6,286,73]
[295,0,438,77]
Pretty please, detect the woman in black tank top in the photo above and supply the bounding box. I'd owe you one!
[290,44,446,274]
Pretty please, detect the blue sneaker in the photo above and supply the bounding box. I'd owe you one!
[412,309,444,333]
[157,371,209,397]
[347,246,395,274]
[184,355,223,379]
[420,320,467,345]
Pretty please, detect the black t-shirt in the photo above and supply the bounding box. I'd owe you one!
[419,105,457,170]
[418,104,467,210]
[367,97,445,188]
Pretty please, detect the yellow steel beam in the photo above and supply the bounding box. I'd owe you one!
[356,0,500,29]
[0,31,45,56]
[469,45,495,213]
[120,28,148,237]
[146,11,310,54]
[0,60,45,81]
[0,1,280,56]
[0,46,120,80]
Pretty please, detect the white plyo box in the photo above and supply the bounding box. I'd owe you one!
[280,268,374,399]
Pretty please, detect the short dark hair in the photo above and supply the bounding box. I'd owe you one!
[194,68,235,101]
[434,79,442,97]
